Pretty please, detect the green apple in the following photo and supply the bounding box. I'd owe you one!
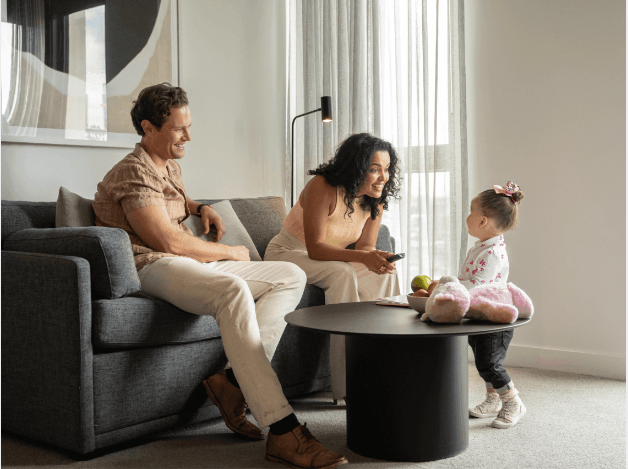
[411,275,432,292]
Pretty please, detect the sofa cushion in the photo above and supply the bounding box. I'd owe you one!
[4,227,140,300]
[296,284,326,311]
[199,197,287,259]
[92,296,222,348]
[1,201,56,245]
[92,284,324,349]
[184,200,262,261]
[56,186,95,227]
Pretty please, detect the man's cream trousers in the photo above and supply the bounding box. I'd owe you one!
[138,256,306,428]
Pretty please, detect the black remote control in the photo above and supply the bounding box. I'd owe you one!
[386,253,405,263]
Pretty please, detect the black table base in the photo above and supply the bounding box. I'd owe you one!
[345,335,469,462]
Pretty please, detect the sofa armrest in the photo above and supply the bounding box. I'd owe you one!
[3,226,140,300]
[1,251,95,454]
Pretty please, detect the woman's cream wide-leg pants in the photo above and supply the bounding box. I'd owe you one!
[265,227,401,400]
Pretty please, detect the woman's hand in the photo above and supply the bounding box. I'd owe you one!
[361,250,396,275]
[201,205,226,241]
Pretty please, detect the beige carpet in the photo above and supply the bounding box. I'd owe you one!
[2,365,625,469]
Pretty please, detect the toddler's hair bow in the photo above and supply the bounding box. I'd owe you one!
[493,181,520,203]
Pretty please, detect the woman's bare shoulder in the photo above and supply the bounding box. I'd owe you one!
[301,175,336,204]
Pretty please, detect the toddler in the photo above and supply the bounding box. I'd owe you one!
[461,181,526,429]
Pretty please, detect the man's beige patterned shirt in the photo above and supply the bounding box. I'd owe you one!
[93,143,194,271]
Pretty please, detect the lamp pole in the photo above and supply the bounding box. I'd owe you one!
[291,96,332,207]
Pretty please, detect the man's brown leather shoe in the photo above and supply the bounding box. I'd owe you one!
[265,424,348,469]
[203,370,264,440]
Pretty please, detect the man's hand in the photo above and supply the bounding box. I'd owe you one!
[229,245,251,262]
[200,205,226,241]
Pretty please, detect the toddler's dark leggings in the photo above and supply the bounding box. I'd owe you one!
[468,330,514,391]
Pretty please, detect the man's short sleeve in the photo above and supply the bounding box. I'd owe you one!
[107,163,167,214]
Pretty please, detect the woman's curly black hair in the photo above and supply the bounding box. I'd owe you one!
[130,82,189,136]
[308,133,401,219]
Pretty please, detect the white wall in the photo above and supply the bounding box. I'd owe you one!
[465,0,626,379]
[177,0,287,200]
[1,0,288,202]
[1,144,125,201]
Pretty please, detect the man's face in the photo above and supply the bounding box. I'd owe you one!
[146,105,192,161]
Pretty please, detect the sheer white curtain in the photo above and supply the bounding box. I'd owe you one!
[287,0,468,288]
[1,0,46,135]
[286,0,380,201]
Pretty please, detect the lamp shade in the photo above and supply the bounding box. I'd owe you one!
[321,96,332,122]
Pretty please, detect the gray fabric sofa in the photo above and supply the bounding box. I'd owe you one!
[1,196,395,455]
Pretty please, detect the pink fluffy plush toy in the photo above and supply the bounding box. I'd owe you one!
[421,276,534,324]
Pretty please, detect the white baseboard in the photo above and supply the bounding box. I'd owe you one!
[468,344,626,381]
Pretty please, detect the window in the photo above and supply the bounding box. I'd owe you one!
[376,0,465,283]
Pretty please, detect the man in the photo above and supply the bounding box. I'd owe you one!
[93,83,347,469]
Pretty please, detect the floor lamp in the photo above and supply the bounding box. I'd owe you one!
[291,96,332,207]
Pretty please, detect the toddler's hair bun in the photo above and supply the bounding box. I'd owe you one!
[511,190,525,204]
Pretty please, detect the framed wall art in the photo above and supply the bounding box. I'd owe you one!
[1,0,179,148]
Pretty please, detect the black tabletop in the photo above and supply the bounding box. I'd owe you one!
[285,301,531,338]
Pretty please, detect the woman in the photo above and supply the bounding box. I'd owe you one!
[265,133,402,403]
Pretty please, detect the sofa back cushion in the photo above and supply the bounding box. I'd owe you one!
[1,201,56,246]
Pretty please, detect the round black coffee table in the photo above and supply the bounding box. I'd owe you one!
[285,300,531,463]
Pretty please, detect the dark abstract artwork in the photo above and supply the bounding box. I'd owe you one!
[1,0,178,147]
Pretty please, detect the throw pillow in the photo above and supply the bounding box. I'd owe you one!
[56,186,95,227]
[184,200,262,261]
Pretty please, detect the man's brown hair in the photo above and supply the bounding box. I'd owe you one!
[130,83,189,136]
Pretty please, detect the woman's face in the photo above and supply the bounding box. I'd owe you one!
[357,150,390,198]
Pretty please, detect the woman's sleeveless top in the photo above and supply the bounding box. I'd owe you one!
[283,186,371,249]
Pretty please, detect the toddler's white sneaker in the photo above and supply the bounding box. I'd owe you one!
[469,392,501,418]
[491,389,526,428]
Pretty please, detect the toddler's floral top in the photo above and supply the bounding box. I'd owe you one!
[458,235,508,290]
